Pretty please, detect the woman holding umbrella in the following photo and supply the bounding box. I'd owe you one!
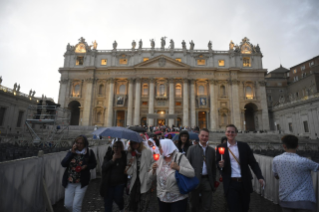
[125,139,154,212]
[176,131,192,155]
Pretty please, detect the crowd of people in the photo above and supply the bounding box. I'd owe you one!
[60,124,319,212]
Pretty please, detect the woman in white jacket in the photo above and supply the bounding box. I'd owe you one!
[149,139,195,212]
[126,140,154,212]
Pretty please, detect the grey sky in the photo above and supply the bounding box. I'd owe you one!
[0,0,318,102]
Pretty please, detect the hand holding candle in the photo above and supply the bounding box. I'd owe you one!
[218,147,225,170]
[153,153,160,161]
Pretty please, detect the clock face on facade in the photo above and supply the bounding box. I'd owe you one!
[75,43,86,53]
[241,44,252,54]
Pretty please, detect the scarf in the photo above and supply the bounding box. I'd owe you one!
[160,139,178,157]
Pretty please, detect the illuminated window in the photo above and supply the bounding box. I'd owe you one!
[159,84,165,96]
[73,84,80,97]
[176,102,181,106]
[76,57,84,66]
[119,85,126,94]
[198,85,205,95]
[175,84,182,96]
[143,58,149,61]
[245,86,253,99]
[142,101,148,106]
[119,59,128,65]
[218,60,225,67]
[293,69,297,74]
[101,59,107,65]
[197,59,206,66]
[98,84,104,95]
[175,58,182,62]
[142,84,148,96]
[243,57,251,67]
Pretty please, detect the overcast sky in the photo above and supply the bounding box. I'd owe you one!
[0,0,318,102]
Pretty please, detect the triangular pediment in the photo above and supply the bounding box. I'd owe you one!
[134,55,190,69]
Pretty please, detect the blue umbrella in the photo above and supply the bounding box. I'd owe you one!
[92,127,143,143]
[172,132,199,141]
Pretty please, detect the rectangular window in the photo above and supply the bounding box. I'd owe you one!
[303,121,309,133]
[301,65,305,71]
[243,57,251,67]
[119,59,128,65]
[175,102,181,106]
[0,107,6,126]
[76,57,84,66]
[197,59,206,66]
[288,123,293,132]
[309,61,314,66]
[143,58,149,62]
[293,69,297,74]
[175,58,182,62]
[142,101,148,106]
[287,73,290,77]
[101,59,107,65]
[17,111,24,127]
[218,60,225,67]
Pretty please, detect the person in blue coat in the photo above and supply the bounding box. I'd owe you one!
[61,135,97,212]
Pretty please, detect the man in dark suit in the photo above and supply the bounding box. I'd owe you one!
[187,128,216,212]
[216,124,265,212]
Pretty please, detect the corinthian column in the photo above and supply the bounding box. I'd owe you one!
[183,79,189,127]
[127,78,134,126]
[148,78,155,126]
[133,78,141,125]
[58,79,69,108]
[190,80,196,128]
[231,79,241,129]
[168,79,175,127]
[82,78,94,126]
[107,78,114,126]
[209,80,217,130]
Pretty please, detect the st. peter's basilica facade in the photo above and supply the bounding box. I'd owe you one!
[58,37,270,131]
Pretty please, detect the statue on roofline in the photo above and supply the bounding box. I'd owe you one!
[0,76,2,85]
[161,37,166,49]
[132,40,136,49]
[32,91,35,97]
[150,39,155,49]
[255,44,261,53]
[138,39,143,49]
[182,40,186,50]
[92,40,98,50]
[29,90,33,97]
[208,41,212,50]
[113,41,117,50]
[17,84,20,93]
[13,83,17,91]
[189,40,195,50]
[229,40,235,50]
[170,39,174,49]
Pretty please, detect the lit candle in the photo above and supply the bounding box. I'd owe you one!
[153,153,160,161]
[218,147,225,170]
[152,146,156,150]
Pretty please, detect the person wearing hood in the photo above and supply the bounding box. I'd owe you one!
[149,139,195,212]
[176,131,192,155]
[144,138,160,154]
[61,135,97,212]
[125,138,154,212]
[100,139,127,212]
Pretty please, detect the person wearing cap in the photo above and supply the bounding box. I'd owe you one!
[125,139,154,212]
[150,139,195,212]
[61,135,97,212]
[100,139,127,212]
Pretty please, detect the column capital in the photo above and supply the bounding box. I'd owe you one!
[182,78,189,83]
[135,78,141,83]
[209,79,217,85]
[259,81,266,86]
[60,79,69,84]
[107,78,114,83]
[168,78,175,84]
[149,78,155,83]
[129,78,135,83]
[190,79,196,84]
[85,78,94,83]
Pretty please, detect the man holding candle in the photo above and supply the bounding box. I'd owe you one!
[216,124,264,212]
[187,128,216,212]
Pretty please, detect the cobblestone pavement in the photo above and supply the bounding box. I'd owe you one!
[53,178,282,212]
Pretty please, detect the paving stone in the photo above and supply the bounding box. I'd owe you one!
[53,178,282,212]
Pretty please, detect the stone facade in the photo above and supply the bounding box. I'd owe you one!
[266,56,319,139]
[58,37,270,131]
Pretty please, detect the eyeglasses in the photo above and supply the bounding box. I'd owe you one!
[226,131,236,134]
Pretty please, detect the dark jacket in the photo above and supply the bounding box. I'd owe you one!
[177,143,192,155]
[100,147,127,196]
[61,148,97,188]
[187,144,216,191]
[216,141,264,195]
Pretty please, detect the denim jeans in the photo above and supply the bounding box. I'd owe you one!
[64,183,88,212]
[104,184,125,212]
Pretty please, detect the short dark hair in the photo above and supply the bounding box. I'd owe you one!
[74,135,89,148]
[281,135,298,149]
[199,128,209,134]
[225,124,238,133]
[221,136,227,144]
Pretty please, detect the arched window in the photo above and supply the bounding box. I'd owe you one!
[175,84,181,96]
[142,84,148,96]
[74,84,80,96]
[159,84,165,96]
[245,86,253,99]
[198,85,205,95]
[220,85,226,97]
[119,84,126,94]
[97,112,102,123]
[221,114,227,125]
[98,84,104,95]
